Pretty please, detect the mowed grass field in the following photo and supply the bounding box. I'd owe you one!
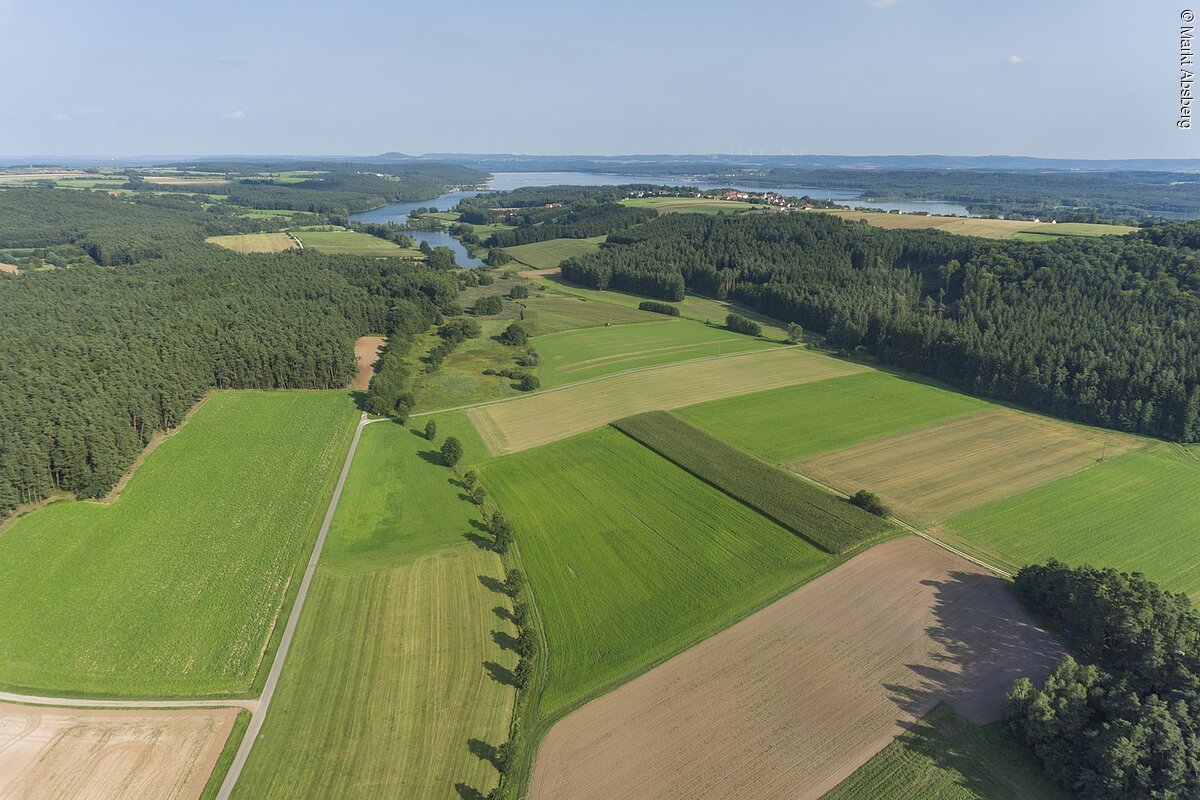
[479,427,832,717]
[819,210,1136,239]
[234,422,516,799]
[0,391,357,697]
[467,347,868,455]
[675,372,988,464]
[294,229,423,257]
[535,318,775,387]
[822,704,1068,800]
[943,443,1200,597]
[517,293,660,337]
[620,196,768,214]
[206,232,299,253]
[501,236,605,269]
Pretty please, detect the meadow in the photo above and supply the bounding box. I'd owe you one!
[675,372,988,464]
[620,196,768,214]
[943,443,1200,597]
[822,704,1069,800]
[233,421,516,799]
[517,293,658,337]
[819,210,1136,239]
[478,426,832,718]
[500,236,606,270]
[206,232,299,253]
[294,229,423,257]
[534,318,775,387]
[613,412,890,553]
[0,391,357,697]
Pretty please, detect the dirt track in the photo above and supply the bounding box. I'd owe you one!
[0,702,237,800]
[351,336,386,391]
[528,536,1062,800]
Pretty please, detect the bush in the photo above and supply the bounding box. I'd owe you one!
[476,270,495,286]
[438,317,481,343]
[516,348,541,367]
[475,295,503,315]
[440,436,463,467]
[726,313,761,336]
[423,419,437,441]
[639,300,680,316]
[470,484,487,505]
[463,470,478,489]
[517,372,541,391]
[510,284,530,299]
[849,489,889,517]
[500,323,528,346]
[612,412,890,553]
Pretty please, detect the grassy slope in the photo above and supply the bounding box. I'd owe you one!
[518,292,658,337]
[823,704,1068,800]
[944,443,1200,598]
[501,236,606,270]
[479,427,831,718]
[234,421,515,799]
[675,372,988,463]
[535,318,775,387]
[295,229,423,258]
[620,196,767,214]
[0,391,356,697]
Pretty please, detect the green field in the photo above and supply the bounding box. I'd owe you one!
[517,293,659,337]
[0,391,357,696]
[612,412,890,553]
[675,372,988,463]
[823,704,1068,800]
[501,236,606,270]
[620,196,768,214]
[412,322,526,411]
[295,229,423,257]
[478,427,832,717]
[234,421,515,799]
[534,318,775,387]
[944,443,1200,597]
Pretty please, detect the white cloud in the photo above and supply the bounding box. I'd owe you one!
[49,112,71,121]
[1008,55,1025,64]
[222,110,249,120]
[871,0,899,7]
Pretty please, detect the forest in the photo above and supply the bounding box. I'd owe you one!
[560,212,1200,441]
[0,186,461,515]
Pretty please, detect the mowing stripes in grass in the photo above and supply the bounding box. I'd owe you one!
[613,412,890,553]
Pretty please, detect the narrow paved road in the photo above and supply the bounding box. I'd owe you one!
[0,691,258,711]
[215,411,371,799]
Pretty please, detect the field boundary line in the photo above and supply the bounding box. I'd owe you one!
[0,692,258,711]
[411,345,798,418]
[216,411,371,800]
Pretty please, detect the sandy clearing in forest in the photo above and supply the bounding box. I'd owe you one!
[0,702,238,800]
[796,409,1142,524]
[351,336,386,391]
[528,536,1062,800]
[0,263,18,275]
[516,267,560,279]
[205,233,299,254]
[467,347,867,455]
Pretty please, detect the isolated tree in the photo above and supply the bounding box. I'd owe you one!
[475,294,503,315]
[849,489,888,517]
[509,284,529,299]
[787,321,805,344]
[500,323,528,346]
[470,484,487,506]
[517,372,540,391]
[440,436,463,467]
[491,511,513,553]
[505,568,525,596]
[424,419,437,441]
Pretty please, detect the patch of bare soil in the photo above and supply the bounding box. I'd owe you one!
[0,263,19,275]
[528,537,1062,800]
[352,336,387,391]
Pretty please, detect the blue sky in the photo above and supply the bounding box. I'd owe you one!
[0,0,1189,158]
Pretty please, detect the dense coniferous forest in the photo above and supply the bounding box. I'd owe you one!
[561,213,1200,441]
[0,186,461,514]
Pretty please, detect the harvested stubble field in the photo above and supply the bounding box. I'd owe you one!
[0,391,358,697]
[527,537,1062,800]
[294,229,422,258]
[467,347,867,455]
[819,210,1135,239]
[478,427,831,718]
[613,412,889,553]
[675,372,987,464]
[944,443,1200,598]
[351,335,386,391]
[233,422,515,799]
[205,232,299,254]
[823,702,1068,800]
[535,319,774,387]
[0,702,239,800]
[796,408,1140,524]
[500,236,605,270]
[620,196,767,214]
[0,262,18,275]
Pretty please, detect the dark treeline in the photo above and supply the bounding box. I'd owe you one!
[0,190,460,515]
[1006,561,1200,798]
[561,213,1200,441]
[485,202,656,248]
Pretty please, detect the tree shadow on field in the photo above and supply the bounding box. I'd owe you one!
[467,737,502,768]
[478,574,508,595]
[883,570,1065,735]
[493,605,515,623]
[468,518,490,534]
[463,531,497,552]
[409,426,429,439]
[492,630,520,652]
[483,660,519,686]
[454,783,487,800]
[417,449,447,467]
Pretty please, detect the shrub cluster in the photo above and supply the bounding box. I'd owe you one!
[725,313,761,336]
[638,300,680,316]
[849,489,889,517]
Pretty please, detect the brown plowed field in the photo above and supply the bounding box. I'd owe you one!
[528,537,1062,800]
[351,335,386,391]
[0,703,238,800]
[796,409,1141,524]
[0,263,18,275]
[467,347,866,455]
